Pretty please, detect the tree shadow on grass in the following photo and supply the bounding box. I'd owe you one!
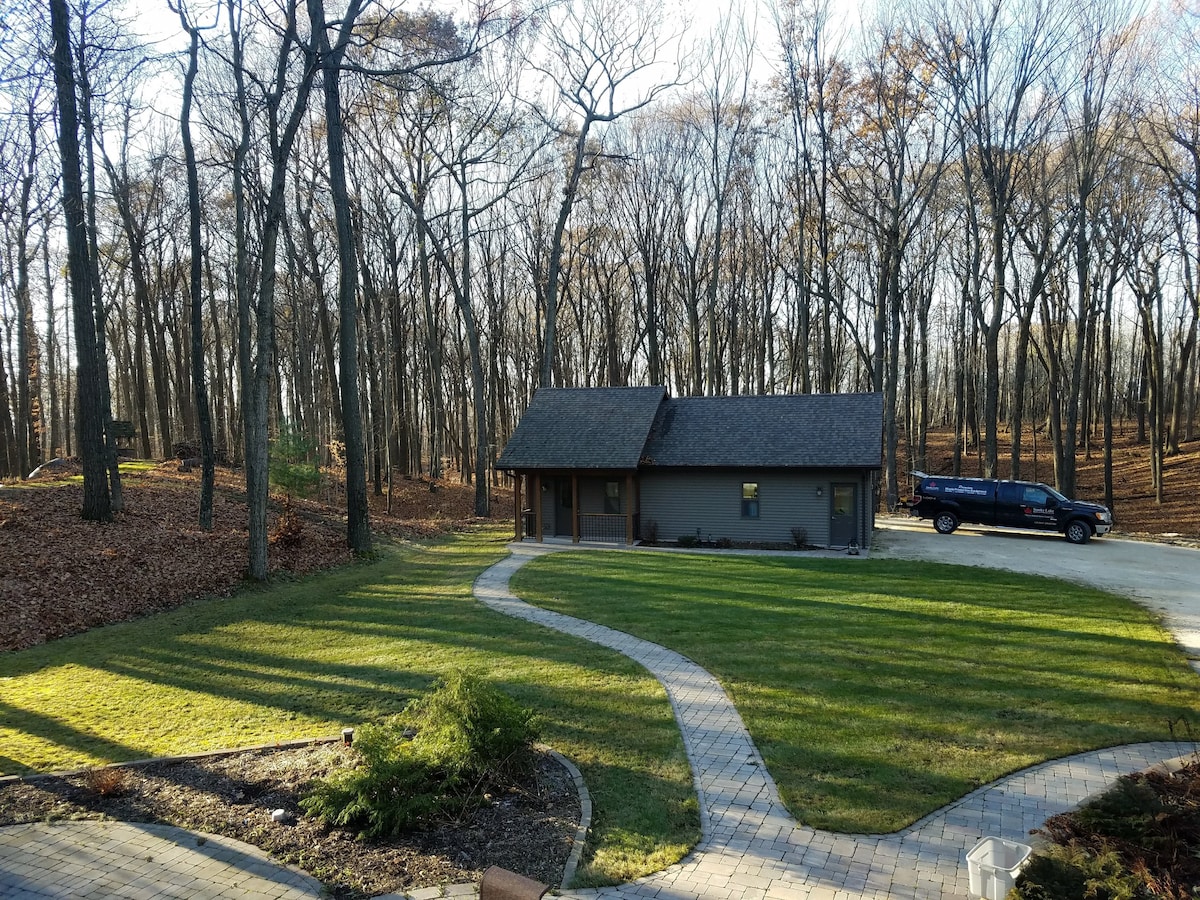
[0,699,145,772]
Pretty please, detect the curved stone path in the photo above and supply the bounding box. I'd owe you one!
[476,543,1197,900]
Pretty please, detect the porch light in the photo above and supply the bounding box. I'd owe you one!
[816,486,824,497]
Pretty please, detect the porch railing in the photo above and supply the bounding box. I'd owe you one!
[579,513,638,543]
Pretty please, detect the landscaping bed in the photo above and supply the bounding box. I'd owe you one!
[0,741,579,900]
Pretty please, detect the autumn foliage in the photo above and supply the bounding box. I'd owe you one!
[0,464,505,653]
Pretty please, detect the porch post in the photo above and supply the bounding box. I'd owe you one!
[514,473,523,541]
[571,474,580,543]
[533,473,543,541]
[625,473,635,544]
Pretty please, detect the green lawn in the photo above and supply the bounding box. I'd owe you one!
[511,550,1200,833]
[2,458,158,488]
[0,531,697,886]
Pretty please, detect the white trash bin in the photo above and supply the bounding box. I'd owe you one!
[965,836,1032,900]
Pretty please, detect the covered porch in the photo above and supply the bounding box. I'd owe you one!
[510,469,640,544]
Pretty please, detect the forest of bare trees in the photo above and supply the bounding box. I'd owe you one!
[1,0,1198,569]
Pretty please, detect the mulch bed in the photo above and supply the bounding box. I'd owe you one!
[0,742,579,899]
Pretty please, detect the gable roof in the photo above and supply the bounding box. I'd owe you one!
[495,386,667,470]
[640,393,883,469]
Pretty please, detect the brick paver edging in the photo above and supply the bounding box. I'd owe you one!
[475,542,1199,900]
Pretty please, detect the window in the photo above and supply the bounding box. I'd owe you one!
[742,482,759,518]
[604,481,621,514]
[1021,485,1050,506]
[998,482,1021,504]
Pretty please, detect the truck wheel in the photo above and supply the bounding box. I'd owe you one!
[1065,520,1091,544]
[934,512,959,535]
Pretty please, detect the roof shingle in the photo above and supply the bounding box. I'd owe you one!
[640,393,883,468]
[495,386,667,470]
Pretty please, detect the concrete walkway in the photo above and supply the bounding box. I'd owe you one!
[474,541,1198,900]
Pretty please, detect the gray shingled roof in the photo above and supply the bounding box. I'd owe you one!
[496,386,667,470]
[640,393,883,469]
[497,389,883,471]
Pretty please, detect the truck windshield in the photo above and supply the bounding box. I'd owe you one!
[1039,484,1069,503]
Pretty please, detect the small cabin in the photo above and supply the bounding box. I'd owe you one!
[496,387,883,550]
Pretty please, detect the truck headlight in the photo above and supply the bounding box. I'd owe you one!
[1096,511,1112,523]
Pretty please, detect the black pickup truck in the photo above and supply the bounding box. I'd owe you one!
[905,472,1113,544]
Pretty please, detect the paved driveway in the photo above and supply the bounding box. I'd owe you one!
[874,518,1200,662]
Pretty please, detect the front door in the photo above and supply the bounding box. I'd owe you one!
[555,478,573,536]
[830,483,858,547]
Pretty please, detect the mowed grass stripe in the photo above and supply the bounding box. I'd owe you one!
[510,550,1200,833]
[0,531,697,887]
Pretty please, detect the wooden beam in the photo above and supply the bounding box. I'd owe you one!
[514,473,522,541]
[533,473,543,541]
[571,474,580,543]
[625,473,634,544]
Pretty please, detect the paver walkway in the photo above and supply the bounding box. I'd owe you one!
[476,542,1198,900]
[0,820,326,899]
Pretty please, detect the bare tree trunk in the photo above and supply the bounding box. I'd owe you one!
[0,337,17,477]
[42,229,63,460]
[15,100,41,476]
[75,55,123,512]
[178,13,215,529]
[309,0,370,554]
[49,0,110,521]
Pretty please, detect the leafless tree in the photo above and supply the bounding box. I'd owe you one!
[529,0,683,387]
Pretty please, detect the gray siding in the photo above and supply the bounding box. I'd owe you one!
[640,470,874,548]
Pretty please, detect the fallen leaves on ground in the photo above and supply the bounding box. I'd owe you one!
[0,464,509,653]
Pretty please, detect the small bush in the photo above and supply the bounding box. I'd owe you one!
[790,527,809,549]
[1011,843,1142,900]
[676,534,698,548]
[271,498,306,549]
[1071,777,1168,844]
[403,670,536,777]
[301,671,537,838]
[641,519,659,544]
[82,766,126,798]
[715,537,733,549]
